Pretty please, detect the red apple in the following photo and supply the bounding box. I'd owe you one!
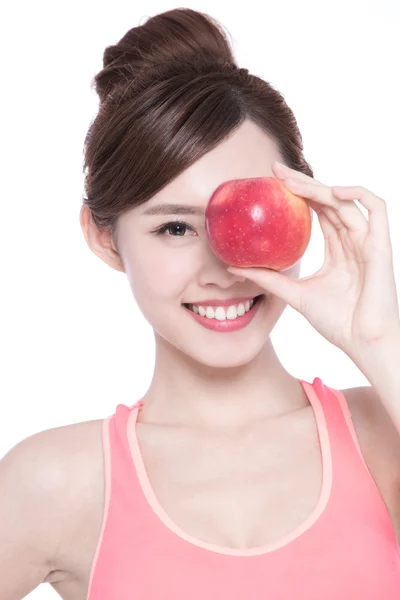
[205,176,312,271]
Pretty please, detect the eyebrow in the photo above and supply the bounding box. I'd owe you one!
[142,203,205,217]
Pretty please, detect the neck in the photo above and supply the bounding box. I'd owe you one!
[140,336,309,431]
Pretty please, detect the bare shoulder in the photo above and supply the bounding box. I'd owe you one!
[37,418,106,583]
[42,418,105,581]
[0,418,105,592]
[16,418,105,496]
[340,385,400,487]
[1,416,104,514]
[30,417,105,468]
[15,418,103,583]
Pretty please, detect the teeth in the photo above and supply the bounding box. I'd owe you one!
[189,298,257,320]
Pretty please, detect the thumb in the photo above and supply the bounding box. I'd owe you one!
[227,266,302,312]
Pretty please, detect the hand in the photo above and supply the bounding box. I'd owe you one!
[227,161,400,360]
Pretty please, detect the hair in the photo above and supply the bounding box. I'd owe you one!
[82,7,314,245]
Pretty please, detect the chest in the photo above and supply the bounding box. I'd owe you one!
[51,402,400,599]
[132,407,325,549]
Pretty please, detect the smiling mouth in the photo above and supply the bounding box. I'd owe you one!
[182,294,264,317]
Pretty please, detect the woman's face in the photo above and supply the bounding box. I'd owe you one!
[106,120,301,368]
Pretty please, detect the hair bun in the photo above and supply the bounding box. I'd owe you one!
[93,8,238,103]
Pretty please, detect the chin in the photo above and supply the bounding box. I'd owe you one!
[165,306,283,370]
[173,335,269,369]
[195,346,268,369]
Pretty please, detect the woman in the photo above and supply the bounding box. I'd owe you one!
[1,7,400,600]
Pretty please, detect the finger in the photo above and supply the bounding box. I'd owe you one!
[284,178,369,234]
[316,210,346,265]
[227,266,302,312]
[271,161,324,185]
[331,185,391,246]
[304,197,344,231]
[270,163,346,231]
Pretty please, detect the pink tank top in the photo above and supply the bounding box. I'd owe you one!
[86,377,400,599]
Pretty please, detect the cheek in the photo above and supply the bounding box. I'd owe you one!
[127,245,196,300]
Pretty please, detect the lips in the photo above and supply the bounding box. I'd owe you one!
[183,293,265,332]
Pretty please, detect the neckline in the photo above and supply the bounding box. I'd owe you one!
[126,378,333,556]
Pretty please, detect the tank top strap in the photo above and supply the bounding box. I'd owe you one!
[301,376,370,471]
[113,403,136,449]
[302,376,397,524]
[106,401,145,493]
[315,378,368,462]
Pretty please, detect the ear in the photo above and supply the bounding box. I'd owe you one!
[79,205,125,273]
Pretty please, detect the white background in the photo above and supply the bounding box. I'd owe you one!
[1,0,399,597]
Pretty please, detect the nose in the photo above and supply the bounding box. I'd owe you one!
[197,245,248,288]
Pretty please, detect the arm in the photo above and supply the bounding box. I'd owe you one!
[0,431,68,600]
[350,333,400,439]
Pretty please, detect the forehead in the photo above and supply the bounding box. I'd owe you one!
[144,119,282,209]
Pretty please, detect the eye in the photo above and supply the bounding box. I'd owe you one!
[152,220,196,238]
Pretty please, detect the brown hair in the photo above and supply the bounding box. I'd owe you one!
[82,8,313,244]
